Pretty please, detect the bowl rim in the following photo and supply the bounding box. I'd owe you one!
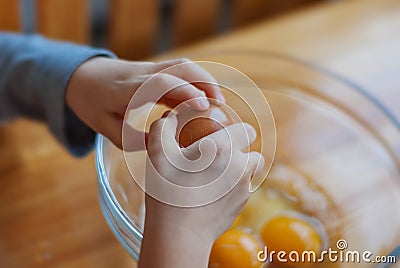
[95,134,143,258]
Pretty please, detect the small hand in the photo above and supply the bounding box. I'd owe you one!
[65,57,225,150]
[139,113,264,268]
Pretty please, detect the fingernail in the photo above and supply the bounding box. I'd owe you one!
[199,98,209,109]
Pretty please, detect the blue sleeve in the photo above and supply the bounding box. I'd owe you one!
[0,32,116,156]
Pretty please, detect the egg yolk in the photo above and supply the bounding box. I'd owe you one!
[260,215,322,266]
[209,229,262,268]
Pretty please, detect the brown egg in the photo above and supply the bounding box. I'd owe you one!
[176,103,234,147]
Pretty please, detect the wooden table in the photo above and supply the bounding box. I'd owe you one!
[1,0,399,267]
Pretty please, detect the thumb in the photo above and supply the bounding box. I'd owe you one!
[147,113,180,156]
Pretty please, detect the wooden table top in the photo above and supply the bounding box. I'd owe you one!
[1,0,399,267]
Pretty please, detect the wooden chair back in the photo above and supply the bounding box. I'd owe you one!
[0,0,320,60]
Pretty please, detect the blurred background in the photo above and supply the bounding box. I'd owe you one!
[2,1,400,267]
[0,0,330,60]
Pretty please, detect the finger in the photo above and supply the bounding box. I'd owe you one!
[243,151,265,194]
[225,152,263,200]
[129,73,210,111]
[159,98,185,109]
[153,58,225,103]
[147,113,180,156]
[244,151,265,180]
[161,83,210,110]
[187,122,256,152]
[150,58,191,73]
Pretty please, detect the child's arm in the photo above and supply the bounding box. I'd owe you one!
[138,113,264,267]
[0,32,115,156]
[0,33,224,156]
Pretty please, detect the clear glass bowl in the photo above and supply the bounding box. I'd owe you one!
[96,51,400,267]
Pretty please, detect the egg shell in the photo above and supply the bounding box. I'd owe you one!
[176,104,233,147]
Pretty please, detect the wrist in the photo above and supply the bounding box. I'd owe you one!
[65,57,102,108]
[139,211,213,268]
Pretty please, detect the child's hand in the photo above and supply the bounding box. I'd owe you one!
[65,57,225,150]
[139,113,264,268]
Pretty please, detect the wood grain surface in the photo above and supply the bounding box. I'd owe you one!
[0,0,399,267]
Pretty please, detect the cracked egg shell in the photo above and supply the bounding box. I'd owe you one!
[176,103,234,147]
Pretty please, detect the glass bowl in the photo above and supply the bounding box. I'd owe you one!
[96,51,400,267]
